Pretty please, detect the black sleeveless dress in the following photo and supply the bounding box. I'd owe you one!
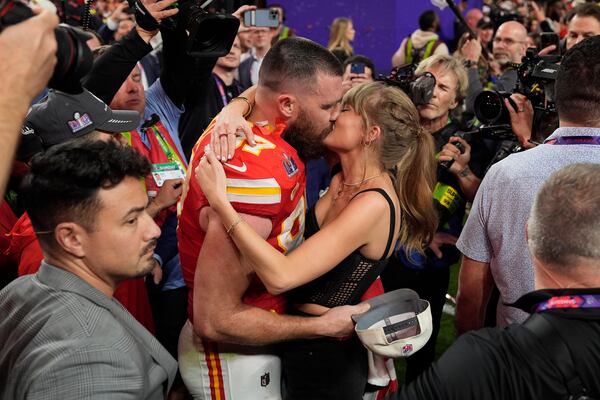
[281,188,397,400]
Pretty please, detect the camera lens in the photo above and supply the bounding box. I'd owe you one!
[474,91,511,125]
[48,25,93,94]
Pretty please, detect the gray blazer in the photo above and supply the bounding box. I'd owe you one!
[0,262,177,399]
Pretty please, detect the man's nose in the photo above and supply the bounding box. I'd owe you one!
[126,79,139,93]
[330,103,341,121]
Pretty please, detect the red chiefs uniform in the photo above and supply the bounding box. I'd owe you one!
[178,119,307,321]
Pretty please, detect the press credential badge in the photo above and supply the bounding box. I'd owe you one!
[151,162,185,187]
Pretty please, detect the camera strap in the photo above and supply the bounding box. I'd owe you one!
[545,136,600,145]
[523,313,597,400]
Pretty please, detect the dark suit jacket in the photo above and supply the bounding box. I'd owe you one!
[238,56,254,91]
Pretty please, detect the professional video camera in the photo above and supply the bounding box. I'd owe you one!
[473,48,560,141]
[377,64,436,106]
[0,0,92,94]
[129,0,239,58]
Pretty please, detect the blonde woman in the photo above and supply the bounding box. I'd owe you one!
[328,17,355,62]
[196,82,437,399]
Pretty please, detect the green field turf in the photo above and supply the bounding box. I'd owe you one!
[394,262,459,384]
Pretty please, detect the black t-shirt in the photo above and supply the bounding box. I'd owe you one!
[179,74,242,159]
[391,288,600,400]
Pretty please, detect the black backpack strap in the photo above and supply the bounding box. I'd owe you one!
[523,313,593,400]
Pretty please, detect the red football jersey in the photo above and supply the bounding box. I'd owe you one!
[178,119,307,320]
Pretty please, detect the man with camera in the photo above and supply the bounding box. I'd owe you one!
[389,162,600,400]
[462,21,528,128]
[381,54,492,381]
[179,33,245,158]
[456,36,600,333]
[0,5,57,198]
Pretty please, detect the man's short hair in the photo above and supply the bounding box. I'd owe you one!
[528,163,600,269]
[419,10,438,31]
[259,37,343,93]
[555,36,600,126]
[415,54,468,101]
[21,140,151,250]
[567,2,600,24]
[342,55,376,75]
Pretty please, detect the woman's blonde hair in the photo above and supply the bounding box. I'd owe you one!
[328,17,354,56]
[343,82,438,254]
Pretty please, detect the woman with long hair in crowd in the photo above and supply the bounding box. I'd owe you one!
[328,17,356,62]
[196,81,437,399]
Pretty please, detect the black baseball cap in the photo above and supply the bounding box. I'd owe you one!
[23,89,140,148]
[477,17,494,30]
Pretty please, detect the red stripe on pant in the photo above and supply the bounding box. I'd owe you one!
[202,340,226,400]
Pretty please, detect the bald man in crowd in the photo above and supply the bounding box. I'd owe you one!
[390,163,600,400]
[462,20,528,113]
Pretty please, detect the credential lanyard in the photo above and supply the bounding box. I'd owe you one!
[149,124,185,169]
[545,136,600,145]
[535,294,600,312]
[213,75,229,107]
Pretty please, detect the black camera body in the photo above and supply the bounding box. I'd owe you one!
[133,0,239,58]
[378,64,436,106]
[0,0,92,94]
[474,48,560,140]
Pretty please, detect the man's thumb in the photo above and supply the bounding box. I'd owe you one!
[352,302,371,316]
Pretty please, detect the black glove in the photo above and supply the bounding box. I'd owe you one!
[128,0,160,31]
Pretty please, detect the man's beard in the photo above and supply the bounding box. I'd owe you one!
[284,108,333,161]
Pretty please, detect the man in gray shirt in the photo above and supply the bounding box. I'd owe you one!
[456,36,600,332]
[0,140,177,399]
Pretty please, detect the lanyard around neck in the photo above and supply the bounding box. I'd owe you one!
[535,294,600,312]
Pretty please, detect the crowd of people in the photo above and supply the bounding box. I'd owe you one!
[0,0,599,399]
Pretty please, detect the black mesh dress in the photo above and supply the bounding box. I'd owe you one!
[281,188,397,400]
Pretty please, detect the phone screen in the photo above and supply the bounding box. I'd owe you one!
[351,63,365,74]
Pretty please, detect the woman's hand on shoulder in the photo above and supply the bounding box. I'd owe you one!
[211,104,254,161]
[195,148,228,210]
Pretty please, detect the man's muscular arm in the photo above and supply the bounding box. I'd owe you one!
[455,256,494,334]
[193,207,368,345]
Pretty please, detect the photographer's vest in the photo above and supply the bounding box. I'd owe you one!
[432,121,465,228]
[405,37,442,65]
[120,117,187,226]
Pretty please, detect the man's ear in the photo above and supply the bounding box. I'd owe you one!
[54,222,87,258]
[276,93,297,119]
